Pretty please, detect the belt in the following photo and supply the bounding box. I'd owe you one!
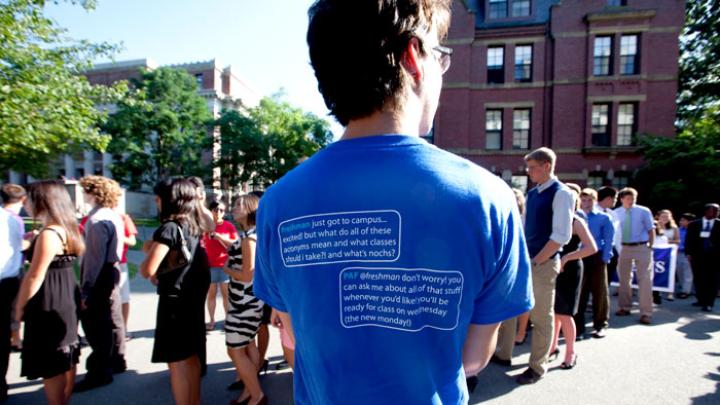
[622,242,648,246]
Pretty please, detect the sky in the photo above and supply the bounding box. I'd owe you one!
[45,0,343,136]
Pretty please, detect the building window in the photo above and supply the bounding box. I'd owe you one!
[617,103,636,146]
[593,36,613,76]
[514,45,532,82]
[620,35,639,75]
[512,0,531,16]
[612,172,630,188]
[587,171,605,189]
[592,104,611,146]
[512,109,531,149]
[487,46,505,84]
[511,175,529,193]
[486,110,503,150]
[489,0,508,19]
[195,73,204,88]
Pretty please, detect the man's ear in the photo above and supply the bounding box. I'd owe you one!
[400,37,423,83]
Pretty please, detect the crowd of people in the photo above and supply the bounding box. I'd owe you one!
[490,148,720,386]
[2,1,720,404]
[0,177,284,405]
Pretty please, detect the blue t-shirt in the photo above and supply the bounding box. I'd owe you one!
[254,135,533,404]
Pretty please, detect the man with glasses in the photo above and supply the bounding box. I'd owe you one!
[517,147,574,385]
[252,1,533,403]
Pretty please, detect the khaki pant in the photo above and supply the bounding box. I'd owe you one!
[528,258,559,376]
[496,317,517,361]
[618,244,654,317]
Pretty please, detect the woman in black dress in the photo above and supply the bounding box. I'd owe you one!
[140,177,211,405]
[549,183,597,370]
[14,181,85,405]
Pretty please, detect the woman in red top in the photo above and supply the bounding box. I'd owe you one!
[202,201,237,330]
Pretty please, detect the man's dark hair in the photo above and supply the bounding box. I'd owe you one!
[680,213,696,221]
[307,0,452,126]
[1,183,26,204]
[597,186,618,201]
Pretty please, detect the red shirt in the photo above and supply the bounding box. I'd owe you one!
[121,214,138,264]
[202,221,238,267]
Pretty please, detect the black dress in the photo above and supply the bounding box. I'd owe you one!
[21,228,81,380]
[555,216,585,316]
[151,221,210,363]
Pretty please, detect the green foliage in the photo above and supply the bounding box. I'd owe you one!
[0,0,125,177]
[678,0,720,123]
[635,107,720,215]
[104,67,214,190]
[215,96,333,192]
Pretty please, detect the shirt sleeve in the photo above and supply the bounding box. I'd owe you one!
[470,191,534,325]
[124,215,138,236]
[153,222,178,248]
[550,187,574,246]
[643,208,655,233]
[252,202,287,312]
[601,215,615,263]
[81,220,112,300]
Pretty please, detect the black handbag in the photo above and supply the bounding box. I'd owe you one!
[157,221,192,276]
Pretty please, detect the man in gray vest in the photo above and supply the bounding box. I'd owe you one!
[516,147,574,385]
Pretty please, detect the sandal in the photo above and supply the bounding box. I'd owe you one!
[560,354,578,370]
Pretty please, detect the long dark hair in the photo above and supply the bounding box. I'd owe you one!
[26,180,85,255]
[154,177,200,235]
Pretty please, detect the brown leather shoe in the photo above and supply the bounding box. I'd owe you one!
[639,315,652,325]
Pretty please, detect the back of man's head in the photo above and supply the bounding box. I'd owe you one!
[597,186,617,202]
[307,0,452,126]
[1,183,26,204]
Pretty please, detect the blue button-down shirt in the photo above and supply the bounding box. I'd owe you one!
[614,205,655,244]
[584,208,615,263]
[679,226,687,252]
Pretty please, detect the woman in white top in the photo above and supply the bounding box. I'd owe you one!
[653,209,680,302]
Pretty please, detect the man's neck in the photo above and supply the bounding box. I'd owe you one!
[341,108,420,141]
[3,203,21,215]
[623,204,634,210]
[582,207,592,215]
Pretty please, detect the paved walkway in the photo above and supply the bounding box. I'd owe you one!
[5,248,719,404]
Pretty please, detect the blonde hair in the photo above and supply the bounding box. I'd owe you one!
[80,176,121,208]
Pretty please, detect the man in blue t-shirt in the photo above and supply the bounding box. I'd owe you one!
[253,1,533,404]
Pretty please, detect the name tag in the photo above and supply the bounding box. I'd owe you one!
[700,231,710,238]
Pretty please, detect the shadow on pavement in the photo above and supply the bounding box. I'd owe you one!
[691,360,720,405]
[677,318,720,340]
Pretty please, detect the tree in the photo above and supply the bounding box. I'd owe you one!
[0,0,125,177]
[678,0,720,123]
[634,107,720,215]
[105,67,214,190]
[215,96,333,194]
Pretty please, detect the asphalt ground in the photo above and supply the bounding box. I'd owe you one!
[4,248,719,404]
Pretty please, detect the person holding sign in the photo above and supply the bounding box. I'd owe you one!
[613,188,655,324]
[252,1,533,403]
[685,203,720,312]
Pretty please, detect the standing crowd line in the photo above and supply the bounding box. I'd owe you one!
[492,148,720,386]
[0,177,290,405]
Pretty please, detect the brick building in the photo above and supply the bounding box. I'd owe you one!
[6,58,259,186]
[434,0,684,191]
